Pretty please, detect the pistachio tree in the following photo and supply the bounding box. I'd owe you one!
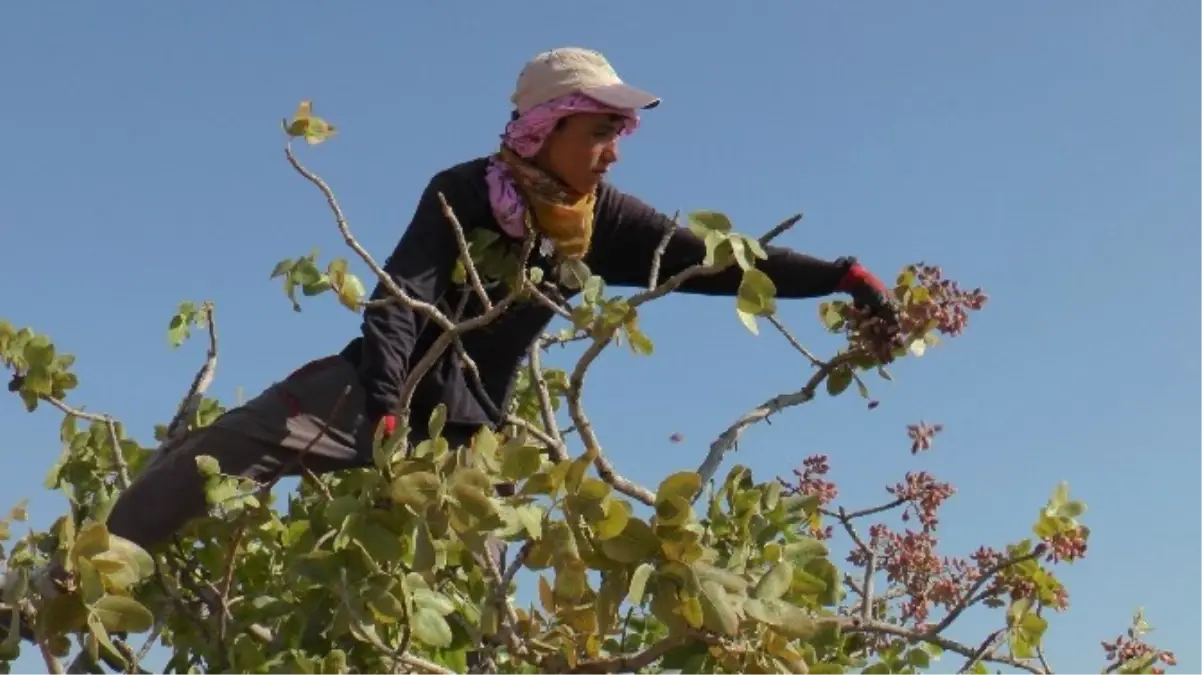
[0,102,1177,675]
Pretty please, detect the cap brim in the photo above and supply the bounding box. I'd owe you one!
[582,82,661,111]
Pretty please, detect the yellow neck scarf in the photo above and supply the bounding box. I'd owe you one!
[496,146,595,261]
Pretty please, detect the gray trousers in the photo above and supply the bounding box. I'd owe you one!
[106,354,501,563]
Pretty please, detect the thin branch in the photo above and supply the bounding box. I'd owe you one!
[526,345,562,445]
[1034,605,1053,673]
[37,635,63,674]
[694,351,861,491]
[524,282,573,320]
[837,498,908,521]
[438,192,492,312]
[568,634,686,674]
[104,417,132,490]
[397,653,455,674]
[957,628,1007,674]
[928,547,1044,636]
[164,302,218,445]
[759,213,803,244]
[647,211,679,289]
[767,315,823,367]
[836,506,877,621]
[842,618,1045,675]
[505,414,569,462]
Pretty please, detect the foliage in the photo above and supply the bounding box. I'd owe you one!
[0,102,1176,675]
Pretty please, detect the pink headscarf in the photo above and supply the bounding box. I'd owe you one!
[485,92,640,238]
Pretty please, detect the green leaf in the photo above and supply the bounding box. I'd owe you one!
[628,563,654,605]
[736,268,778,317]
[744,598,818,640]
[503,445,543,481]
[688,210,734,234]
[270,259,294,279]
[390,471,441,511]
[90,596,154,633]
[411,607,453,648]
[428,404,447,440]
[826,365,853,397]
[906,648,931,668]
[657,471,703,505]
[598,517,659,564]
[335,273,366,310]
[595,499,632,540]
[754,561,793,601]
[195,454,220,477]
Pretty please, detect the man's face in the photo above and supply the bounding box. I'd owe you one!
[537,112,625,195]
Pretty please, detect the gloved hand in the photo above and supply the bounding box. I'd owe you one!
[378,414,398,439]
[836,258,899,328]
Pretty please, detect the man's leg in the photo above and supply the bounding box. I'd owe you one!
[107,354,372,551]
[105,424,358,552]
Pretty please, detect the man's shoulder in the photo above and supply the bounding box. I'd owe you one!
[430,156,491,190]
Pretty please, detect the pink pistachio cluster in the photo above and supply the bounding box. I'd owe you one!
[886,471,956,532]
[1043,526,1089,564]
[841,263,989,363]
[1102,633,1177,674]
[900,263,988,338]
[779,454,839,539]
[906,421,944,454]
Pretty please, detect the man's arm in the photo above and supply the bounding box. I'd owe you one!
[588,186,855,298]
[357,173,460,424]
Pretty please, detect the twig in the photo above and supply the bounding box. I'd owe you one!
[526,345,562,445]
[766,315,823,367]
[104,417,132,490]
[694,351,861,492]
[397,653,455,674]
[928,547,1044,636]
[37,635,63,674]
[505,414,569,462]
[524,282,573,320]
[842,618,1045,674]
[1034,605,1053,673]
[438,192,492,312]
[835,498,908,521]
[568,635,687,674]
[759,213,803,244]
[478,539,527,658]
[164,302,218,445]
[956,629,1004,667]
[836,507,877,621]
[647,211,679,289]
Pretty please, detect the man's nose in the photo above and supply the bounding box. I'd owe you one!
[602,139,620,164]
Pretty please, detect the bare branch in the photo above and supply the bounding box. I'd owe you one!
[648,210,679,289]
[836,506,877,621]
[957,628,1007,674]
[438,191,492,312]
[843,618,1046,674]
[526,345,562,445]
[695,351,860,490]
[568,635,688,674]
[164,301,218,445]
[929,547,1044,636]
[104,417,132,490]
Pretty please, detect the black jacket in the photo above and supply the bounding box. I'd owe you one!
[340,157,853,428]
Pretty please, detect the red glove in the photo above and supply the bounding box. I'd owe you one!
[836,259,898,326]
[377,414,398,440]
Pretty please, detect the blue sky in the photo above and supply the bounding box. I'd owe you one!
[2,2,1197,672]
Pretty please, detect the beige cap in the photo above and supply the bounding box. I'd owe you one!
[511,47,661,115]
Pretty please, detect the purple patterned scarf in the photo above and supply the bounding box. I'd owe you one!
[485,92,640,240]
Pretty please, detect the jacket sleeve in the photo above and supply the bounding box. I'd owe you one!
[356,173,460,422]
[588,186,853,298]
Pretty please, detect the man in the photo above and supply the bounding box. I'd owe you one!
[102,46,902,558]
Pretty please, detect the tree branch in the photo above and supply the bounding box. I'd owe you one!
[843,617,1045,674]
[695,351,861,491]
[929,547,1044,636]
[164,301,218,445]
[835,506,877,621]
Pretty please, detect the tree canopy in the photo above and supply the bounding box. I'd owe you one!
[0,101,1177,675]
